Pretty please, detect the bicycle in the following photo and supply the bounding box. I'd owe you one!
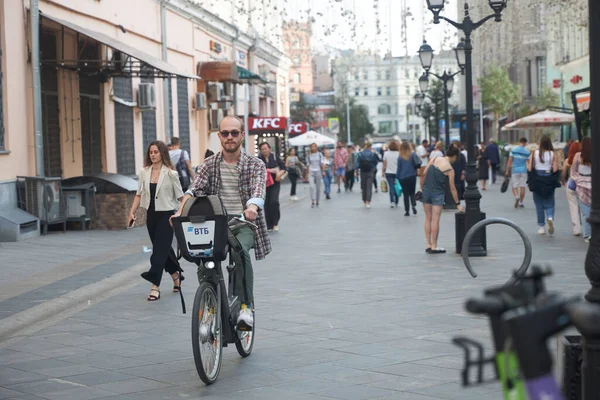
[172,195,256,385]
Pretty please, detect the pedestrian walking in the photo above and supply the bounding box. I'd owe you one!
[322,148,334,200]
[570,136,592,242]
[451,141,467,201]
[476,143,489,190]
[416,139,430,177]
[356,142,379,208]
[285,148,300,201]
[169,137,194,192]
[305,143,324,208]
[258,142,286,232]
[561,140,582,236]
[420,145,463,254]
[129,140,184,301]
[334,141,348,193]
[382,140,400,208]
[430,141,444,159]
[485,139,500,184]
[527,135,560,235]
[396,141,421,215]
[505,137,530,208]
[345,145,357,191]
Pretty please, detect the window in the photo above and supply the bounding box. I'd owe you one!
[378,104,391,114]
[364,87,368,96]
[376,70,381,80]
[377,87,382,96]
[526,59,532,97]
[536,56,546,96]
[293,73,301,83]
[414,69,418,78]
[363,71,368,80]
[293,38,301,48]
[378,121,393,134]
[177,78,190,153]
[354,72,359,80]
[386,87,391,96]
[404,69,409,78]
[292,55,301,66]
[385,70,391,80]
[405,86,410,95]
[354,87,360,96]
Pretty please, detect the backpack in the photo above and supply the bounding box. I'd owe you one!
[359,151,374,172]
[175,150,191,189]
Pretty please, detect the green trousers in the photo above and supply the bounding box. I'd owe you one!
[197,224,255,307]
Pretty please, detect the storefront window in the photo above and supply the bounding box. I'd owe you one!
[378,121,392,134]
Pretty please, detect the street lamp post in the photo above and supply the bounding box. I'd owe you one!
[418,41,463,149]
[417,76,445,143]
[426,0,508,257]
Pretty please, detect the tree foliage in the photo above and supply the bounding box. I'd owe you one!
[536,87,560,109]
[479,67,521,138]
[327,98,374,145]
[289,92,316,125]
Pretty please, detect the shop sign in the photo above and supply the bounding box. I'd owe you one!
[289,122,308,135]
[248,117,288,131]
[210,40,222,54]
[236,50,247,67]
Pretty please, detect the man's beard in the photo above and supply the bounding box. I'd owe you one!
[223,141,242,153]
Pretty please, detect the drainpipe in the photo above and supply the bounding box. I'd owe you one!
[232,26,240,115]
[31,0,44,176]
[161,0,171,141]
[245,37,259,154]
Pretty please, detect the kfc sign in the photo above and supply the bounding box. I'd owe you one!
[288,122,308,135]
[248,117,288,131]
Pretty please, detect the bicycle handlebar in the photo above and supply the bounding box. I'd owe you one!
[229,213,258,230]
[465,297,508,315]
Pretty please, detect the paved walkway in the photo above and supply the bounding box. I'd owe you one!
[0,180,590,400]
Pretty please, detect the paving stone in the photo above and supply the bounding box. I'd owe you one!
[0,368,48,386]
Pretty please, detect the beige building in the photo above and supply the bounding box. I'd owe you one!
[283,21,314,96]
[0,0,289,239]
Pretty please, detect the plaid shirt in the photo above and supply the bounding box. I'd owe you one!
[188,151,272,260]
[334,147,348,168]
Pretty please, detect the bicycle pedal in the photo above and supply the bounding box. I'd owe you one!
[235,324,253,332]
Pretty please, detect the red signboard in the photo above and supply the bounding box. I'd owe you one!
[247,117,288,132]
[288,122,308,136]
[553,79,562,88]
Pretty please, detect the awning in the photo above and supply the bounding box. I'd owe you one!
[576,91,590,112]
[237,66,268,84]
[196,61,266,84]
[501,110,574,131]
[41,11,198,79]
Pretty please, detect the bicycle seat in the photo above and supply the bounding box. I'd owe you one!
[566,302,600,337]
[465,296,512,315]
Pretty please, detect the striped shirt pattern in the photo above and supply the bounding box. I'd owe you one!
[219,160,244,216]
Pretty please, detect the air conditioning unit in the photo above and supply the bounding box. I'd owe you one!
[207,83,221,103]
[209,109,224,130]
[20,177,66,224]
[222,82,233,100]
[137,83,156,110]
[195,92,207,109]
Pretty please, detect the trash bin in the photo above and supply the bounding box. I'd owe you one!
[455,212,487,254]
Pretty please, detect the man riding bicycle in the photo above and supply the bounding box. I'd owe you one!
[172,115,271,330]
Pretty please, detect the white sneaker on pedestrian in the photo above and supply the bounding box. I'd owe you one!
[237,305,254,331]
[390,203,395,208]
[537,227,546,235]
[547,218,554,235]
[585,236,591,243]
[366,204,371,209]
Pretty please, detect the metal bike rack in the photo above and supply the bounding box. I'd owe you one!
[461,217,532,286]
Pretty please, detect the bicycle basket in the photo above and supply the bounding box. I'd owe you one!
[172,195,229,262]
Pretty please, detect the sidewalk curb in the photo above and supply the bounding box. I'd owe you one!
[0,261,148,345]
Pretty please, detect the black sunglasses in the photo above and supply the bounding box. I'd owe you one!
[220,130,242,138]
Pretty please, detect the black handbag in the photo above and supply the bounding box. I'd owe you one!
[501,177,510,193]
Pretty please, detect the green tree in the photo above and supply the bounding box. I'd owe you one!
[536,86,560,109]
[479,67,521,139]
[327,97,374,144]
[425,80,445,141]
[289,92,316,125]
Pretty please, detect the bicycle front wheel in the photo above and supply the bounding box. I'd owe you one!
[192,282,222,385]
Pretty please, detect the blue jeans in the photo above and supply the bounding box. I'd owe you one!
[385,173,398,204]
[533,192,555,227]
[323,170,332,195]
[579,200,592,238]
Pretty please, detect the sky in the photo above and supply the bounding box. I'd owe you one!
[280,0,459,57]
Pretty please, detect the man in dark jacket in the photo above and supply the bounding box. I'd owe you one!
[484,139,500,184]
[356,142,379,208]
[451,141,467,200]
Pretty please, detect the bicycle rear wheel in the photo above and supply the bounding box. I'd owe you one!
[235,310,255,357]
[192,282,222,385]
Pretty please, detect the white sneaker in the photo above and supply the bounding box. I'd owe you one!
[585,236,591,243]
[390,203,395,208]
[366,204,371,209]
[537,227,546,235]
[237,306,254,331]
[547,218,554,235]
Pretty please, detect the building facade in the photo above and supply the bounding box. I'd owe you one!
[283,21,314,96]
[332,52,461,143]
[0,0,289,237]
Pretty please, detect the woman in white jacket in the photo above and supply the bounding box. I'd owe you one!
[129,141,184,301]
